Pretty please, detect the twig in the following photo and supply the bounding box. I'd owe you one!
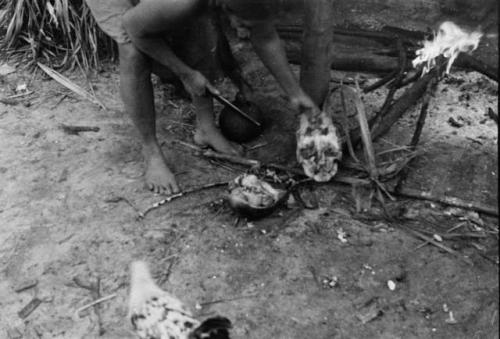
[14,279,39,293]
[209,159,239,173]
[158,256,178,286]
[51,94,69,109]
[403,226,473,265]
[73,276,95,291]
[4,91,35,100]
[417,230,487,239]
[199,294,259,308]
[139,181,229,218]
[60,124,100,135]
[246,142,268,151]
[104,196,142,216]
[18,298,42,319]
[172,140,260,167]
[395,187,498,217]
[74,293,117,318]
[72,275,106,335]
[95,277,105,336]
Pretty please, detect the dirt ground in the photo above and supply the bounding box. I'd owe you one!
[0,3,499,339]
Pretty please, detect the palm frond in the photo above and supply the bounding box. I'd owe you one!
[0,0,117,70]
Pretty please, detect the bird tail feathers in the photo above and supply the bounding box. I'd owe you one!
[191,316,232,339]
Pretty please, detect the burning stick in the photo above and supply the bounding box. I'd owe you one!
[412,21,483,75]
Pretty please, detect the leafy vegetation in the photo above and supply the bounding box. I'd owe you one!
[0,0,116,70]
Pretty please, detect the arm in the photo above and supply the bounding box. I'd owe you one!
[122,0,218,96]
[248,20,316,112]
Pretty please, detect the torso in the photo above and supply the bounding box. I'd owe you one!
[214,0,304,21]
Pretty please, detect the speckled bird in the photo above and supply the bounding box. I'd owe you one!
[128,261,232,339]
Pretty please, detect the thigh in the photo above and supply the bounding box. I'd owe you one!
[172,12,223,81]
[85,0,134,44]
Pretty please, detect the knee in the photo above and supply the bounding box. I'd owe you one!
[119,43,151,74]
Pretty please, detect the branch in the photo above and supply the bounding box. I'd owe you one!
[395,187,499,217]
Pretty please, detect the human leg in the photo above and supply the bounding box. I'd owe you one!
[300,0,334,107]
[178,11,241,154]
[119,43,180,194]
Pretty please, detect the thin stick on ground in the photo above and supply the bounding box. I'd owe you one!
[74,293,117,319]
[172,140,497,218]
[139,181,229,219]
[403,226,474,266]
[172,140,259,167]
[199,294,260,308]
[395,187,499,217]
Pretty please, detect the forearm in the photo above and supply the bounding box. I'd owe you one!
[300,0,334,106]
[249,22,305,99]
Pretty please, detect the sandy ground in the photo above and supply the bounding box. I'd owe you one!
[0,2,498,339]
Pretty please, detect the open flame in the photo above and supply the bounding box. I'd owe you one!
[412,21,483,75]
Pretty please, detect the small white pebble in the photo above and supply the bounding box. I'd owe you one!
[443,303,449,312]
[433,234,443,242]
[195,303,202,310]
[337,228,348,243]
[387,280,396,291]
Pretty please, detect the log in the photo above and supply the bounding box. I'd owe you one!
[286,45,400,73]
[279,24,498,81]
[455,54,498,82]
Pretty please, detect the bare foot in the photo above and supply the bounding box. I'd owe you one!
[194,126,241,155]
[144,151,180,195]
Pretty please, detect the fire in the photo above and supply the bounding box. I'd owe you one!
[412,21,483,75]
